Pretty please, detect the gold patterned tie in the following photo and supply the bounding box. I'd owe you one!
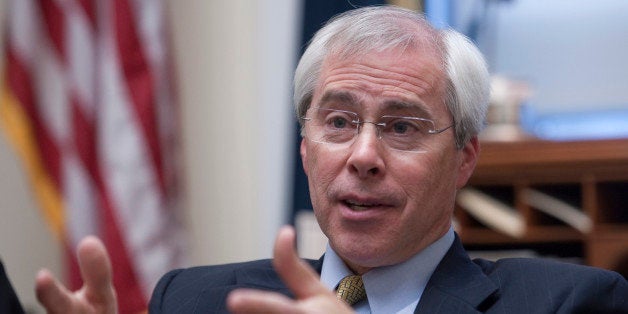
[335,275,367,306]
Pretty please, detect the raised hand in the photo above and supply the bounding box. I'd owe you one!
[227,226,355,314]
[35,236,117,314]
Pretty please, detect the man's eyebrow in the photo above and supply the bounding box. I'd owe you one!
[318,90,360,108]
[382,100,433,118]
[318,91,433,117]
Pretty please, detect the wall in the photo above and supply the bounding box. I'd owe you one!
[168,0,300,265]
[468,0,628,113]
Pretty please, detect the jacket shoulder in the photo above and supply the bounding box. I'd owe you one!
[148,258,322,313]
[149,259,275,313]
[473,257,628,313]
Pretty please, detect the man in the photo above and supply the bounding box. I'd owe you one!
[36,6,627,314]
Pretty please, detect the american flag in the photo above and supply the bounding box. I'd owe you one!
[0,0,186,312]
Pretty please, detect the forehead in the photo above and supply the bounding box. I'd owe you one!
[314,47,448,118]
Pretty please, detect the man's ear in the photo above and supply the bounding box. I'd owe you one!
[456,136,480,189]
[300,138,309,176]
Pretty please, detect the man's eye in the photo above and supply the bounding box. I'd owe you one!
[390,120,420,134]
[392,121,410,134]
[331,117,348,128]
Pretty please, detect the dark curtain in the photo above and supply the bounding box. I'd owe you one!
[290,0,386,223]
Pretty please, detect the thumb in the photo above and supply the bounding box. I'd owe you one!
[77,236,117,307]
[272,226,330,299]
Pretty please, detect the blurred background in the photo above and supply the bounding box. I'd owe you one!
[0,0,626,313]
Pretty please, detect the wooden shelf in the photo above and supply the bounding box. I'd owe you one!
[471,138,628,184]
[456,138,628,275]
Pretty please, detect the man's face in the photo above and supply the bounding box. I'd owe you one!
[300,47,479,274]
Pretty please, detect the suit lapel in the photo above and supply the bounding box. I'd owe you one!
[414,235,498,314]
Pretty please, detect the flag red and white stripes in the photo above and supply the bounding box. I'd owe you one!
[1,0,186,312]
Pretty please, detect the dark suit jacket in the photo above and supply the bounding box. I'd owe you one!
[149,236,628,313]
[0,260,24,314]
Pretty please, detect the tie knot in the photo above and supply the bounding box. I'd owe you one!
[336,275,366,306]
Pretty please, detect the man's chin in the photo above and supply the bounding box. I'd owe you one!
[332,241,394,273]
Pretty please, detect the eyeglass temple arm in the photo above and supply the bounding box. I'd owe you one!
[429,124,454,134]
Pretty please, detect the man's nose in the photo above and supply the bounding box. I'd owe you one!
[346,123,386,178]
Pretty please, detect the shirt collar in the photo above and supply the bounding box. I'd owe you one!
[321,227,455,313]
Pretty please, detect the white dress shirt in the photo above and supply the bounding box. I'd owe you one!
[320,227,455,314]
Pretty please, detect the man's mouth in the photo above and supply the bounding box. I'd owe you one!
[343,199,386,211]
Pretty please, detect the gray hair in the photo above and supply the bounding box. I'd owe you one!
[294,6,490,149]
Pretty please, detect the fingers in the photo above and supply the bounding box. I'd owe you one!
[228,288,355,314]
[35,269,77,314]
[272,226,330,299]
[77,236,117,306]
[35,237,117,314]
[229,227,355,313]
